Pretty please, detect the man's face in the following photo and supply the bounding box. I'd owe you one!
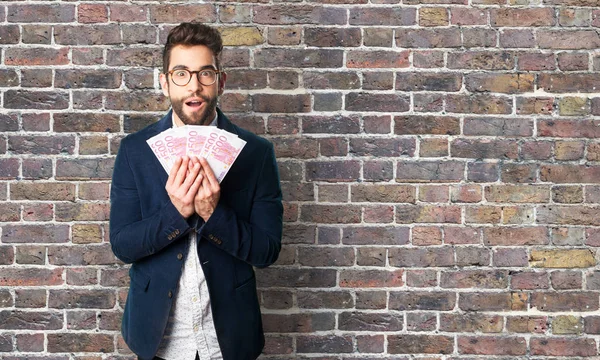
[160,44,226,127]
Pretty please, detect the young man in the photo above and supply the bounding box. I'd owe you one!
[109,22,283,360]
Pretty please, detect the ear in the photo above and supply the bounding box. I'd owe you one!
[218,71,227,96]
[159,72,169,98]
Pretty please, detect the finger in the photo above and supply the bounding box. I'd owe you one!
[199,157,219,190]
[166,157,183,189]
[187,172,204,199]
[182,162,201,190]
[174,156,189,186]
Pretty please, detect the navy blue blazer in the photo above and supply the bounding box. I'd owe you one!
[109,108,283,360]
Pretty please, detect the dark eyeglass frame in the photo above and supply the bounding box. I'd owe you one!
[166,68,221,87]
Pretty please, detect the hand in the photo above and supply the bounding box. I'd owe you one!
[192,156,220,222]
[165,156,203,219]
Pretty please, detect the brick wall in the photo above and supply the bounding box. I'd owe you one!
[1,0,600,358]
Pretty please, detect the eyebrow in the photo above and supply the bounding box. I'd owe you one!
[170,65,217,71]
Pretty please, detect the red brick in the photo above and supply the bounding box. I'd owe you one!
[342,226,409,245]
[300,205,361,223]
[0,25,20,44]
[500,29,535,48]
[539,119,600,138]
[441,270,509,289]
[350,138,415,157]
[396,72,462,92]
[8,4,75,23]
[54,25,121,45]
[507,316,548,333]
[107,47,162,67]
[346,93,409,112]
[256,268,336,288]
[396,205,461,224]
[446,94,512,114]
[444,227,480,245]
[483,227,548,246]
[149,4,215,23]
[412,226,443,245]
[397,161,464,182]
[451,185,482,203]
[491,8,555,26]
[538,30,600,49]
[305,27,361,47]
[5,90,69,110]
[16,333,44,352]
[531,292,599,311]
[306,161,360,182]
[396,28,460,48]
[448,51,514,70]
[55,158,114,180]
[558,52,589,71]
[390,247,453,267]
[0,268,62,286]
[451,8,487,25]
[296,335,353,353]
[256,48,343,68]
[451,139,518,159]
[458,336,527,355]
[347,50,410,68]
[2,225,69,244]
[263,313,335,333]
[441,313,502,333]
[530,337,596,356]
[78,4,108,23]
[388,335,453,354]
[253,94,310,113]
[254,5,345,25]
[350,8,416,25]
[512,271,549,290]
[0,310,62,331]
[460,292,528,311]
[109,4,147,22]
[11,183,75,201]
[485,185,550,203]
[303,71,359,90]
[340,269,403,288]
[298,247,354,267]
[517,53,556,72]
[493,248,528,267]
[48,333,114,353]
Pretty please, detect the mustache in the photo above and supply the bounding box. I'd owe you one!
[184,93,210,102]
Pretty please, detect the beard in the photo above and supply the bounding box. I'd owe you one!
[170,92,218,126]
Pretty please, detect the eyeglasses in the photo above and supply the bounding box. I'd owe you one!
[167,68,220,87]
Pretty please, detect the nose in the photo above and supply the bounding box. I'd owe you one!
[187,73,202,92]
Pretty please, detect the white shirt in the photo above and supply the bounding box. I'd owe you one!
[156,112,223,360]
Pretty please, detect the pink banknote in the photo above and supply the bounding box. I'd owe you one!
[147,125,246,183]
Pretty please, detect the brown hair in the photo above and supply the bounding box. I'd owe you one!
[162,22,223,74]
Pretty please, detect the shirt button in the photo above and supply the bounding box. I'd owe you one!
[192,296,198,302]
[168,291,172,298]
[177,253,183,260]
[193,325,199,332]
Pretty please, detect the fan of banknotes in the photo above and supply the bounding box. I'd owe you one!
[147,126,246,183]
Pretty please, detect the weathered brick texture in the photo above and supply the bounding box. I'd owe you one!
[1,0,599,358]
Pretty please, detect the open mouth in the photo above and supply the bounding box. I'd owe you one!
[185,99,204,110]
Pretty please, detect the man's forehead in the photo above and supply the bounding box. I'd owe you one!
[168,45,217,67]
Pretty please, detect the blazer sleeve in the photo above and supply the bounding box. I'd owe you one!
[199,142,283,268]
[109,137,191,264]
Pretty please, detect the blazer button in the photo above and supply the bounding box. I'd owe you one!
[168,291,173,298]
[216,239,222,245]
[177,253,183,260]
[175,229,180,235]
[167,235,173,241]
